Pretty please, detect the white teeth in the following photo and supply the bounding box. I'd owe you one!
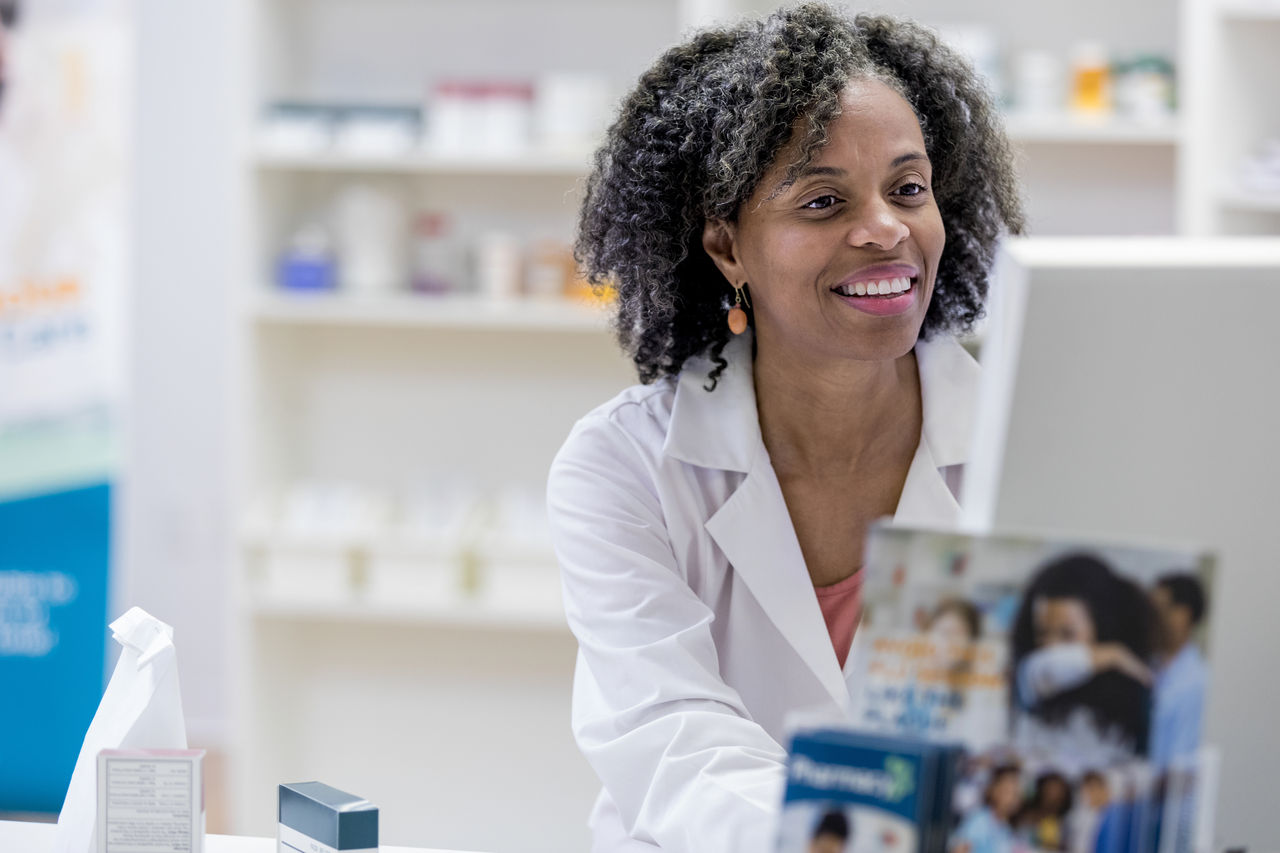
[836,276,914,297]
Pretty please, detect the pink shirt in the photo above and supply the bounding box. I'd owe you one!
[815,570,863,670]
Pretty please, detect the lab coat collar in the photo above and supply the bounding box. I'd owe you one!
[915,334,981,470]
[663,332,759,473]
[663,331,979,473]
[672,331,981,709]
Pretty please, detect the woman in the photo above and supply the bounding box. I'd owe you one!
[547,4,1023,851]
[1009,554,1157,777]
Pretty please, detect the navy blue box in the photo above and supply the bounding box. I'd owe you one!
[278,781,378,853]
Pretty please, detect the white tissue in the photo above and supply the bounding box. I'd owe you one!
[54,607,188,853]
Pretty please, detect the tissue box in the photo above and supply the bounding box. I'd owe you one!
[278,781,378,853]
[97,749,205,853]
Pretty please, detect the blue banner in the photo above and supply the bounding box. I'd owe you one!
[0,482,110,813]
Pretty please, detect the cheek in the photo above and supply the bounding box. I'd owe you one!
[918,210,946,272]
[737,222,832,306]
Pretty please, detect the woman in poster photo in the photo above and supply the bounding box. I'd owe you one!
[1009,554,1156,777]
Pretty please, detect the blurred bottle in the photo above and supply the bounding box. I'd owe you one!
[1069,42,1112,116]
[333,183,407,294]
[479,82,533,157]
[476,232,521,301]
[525,240,572,300]
[1114,55,1175,120]
[936,25,1003,105]
[534,72,611,153]
[277,224,336,292]
[410,212,460,295]
[1012,50,1064,117]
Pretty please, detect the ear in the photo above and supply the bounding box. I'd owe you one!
[701,218,744,287]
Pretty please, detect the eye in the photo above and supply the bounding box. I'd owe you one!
[802,194,841,210]
[894,181,929,198]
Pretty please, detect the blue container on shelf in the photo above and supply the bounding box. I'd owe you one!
[277,224,337,292]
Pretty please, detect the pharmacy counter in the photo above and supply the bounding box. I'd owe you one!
[0,820,482,852]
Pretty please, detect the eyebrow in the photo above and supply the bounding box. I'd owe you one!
[767,151,929,198]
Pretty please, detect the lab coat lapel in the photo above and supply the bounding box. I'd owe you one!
[704,458,853,711]
[892,436,962,527]
[667,333,850,710]
[892,335,981,526]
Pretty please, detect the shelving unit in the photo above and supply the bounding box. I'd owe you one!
[1179,0,1280,235]
[229,3,661,851]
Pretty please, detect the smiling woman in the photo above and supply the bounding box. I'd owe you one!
[548,4,1024,852]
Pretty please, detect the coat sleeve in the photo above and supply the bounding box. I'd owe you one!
[547,411,787,852]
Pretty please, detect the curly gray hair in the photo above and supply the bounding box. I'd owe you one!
[575,2,1024,387]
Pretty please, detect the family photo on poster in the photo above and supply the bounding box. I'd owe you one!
[840,527,1213,853]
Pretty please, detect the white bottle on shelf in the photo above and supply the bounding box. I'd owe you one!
[333,183,408,295]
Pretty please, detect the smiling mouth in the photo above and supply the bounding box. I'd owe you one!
[831,276,915,297]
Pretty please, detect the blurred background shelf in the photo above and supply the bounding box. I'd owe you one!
[246,592,567,632]
[1218,190,1280,212]
[252,148,594,176]
[1003,113,1181,144]
[1218,1,1280,21]
[248,291,611,332]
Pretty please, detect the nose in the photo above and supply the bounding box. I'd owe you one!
[845,196,910,251]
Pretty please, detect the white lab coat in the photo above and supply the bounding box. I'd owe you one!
[546,331,980,853]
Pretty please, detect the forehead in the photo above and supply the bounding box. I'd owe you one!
[827,77,925,146]
[1034,597,1089,619]
[759,76,927,194]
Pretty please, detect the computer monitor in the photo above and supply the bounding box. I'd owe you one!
[963,236,1280,851]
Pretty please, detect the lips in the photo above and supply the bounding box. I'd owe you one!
[829,264,921,317]
[829,264,921,299]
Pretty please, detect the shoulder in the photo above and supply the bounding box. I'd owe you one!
[546,377,682,512]
[553,378,678,468]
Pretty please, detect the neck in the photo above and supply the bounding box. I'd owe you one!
[753,335,922,477]
[1159,636,1192,664]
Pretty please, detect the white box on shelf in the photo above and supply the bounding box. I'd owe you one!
[365,536,460,606]
[260,535,356,605]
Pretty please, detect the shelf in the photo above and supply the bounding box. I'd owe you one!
[1219,189,1280,212]
[248,291,613,332]
[1003,113,1181,145]
[247,592,568,632]
[252,147,594,176]
[1220,1,1280,21]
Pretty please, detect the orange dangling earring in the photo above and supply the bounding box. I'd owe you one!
[727,283,750,335]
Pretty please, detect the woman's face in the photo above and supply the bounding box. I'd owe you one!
[704,77,945,365]
[1033,597,1097,647]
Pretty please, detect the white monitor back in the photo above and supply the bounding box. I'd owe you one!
[965,237,1280,851]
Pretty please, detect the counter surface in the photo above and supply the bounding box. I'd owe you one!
[0,819,482,852]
